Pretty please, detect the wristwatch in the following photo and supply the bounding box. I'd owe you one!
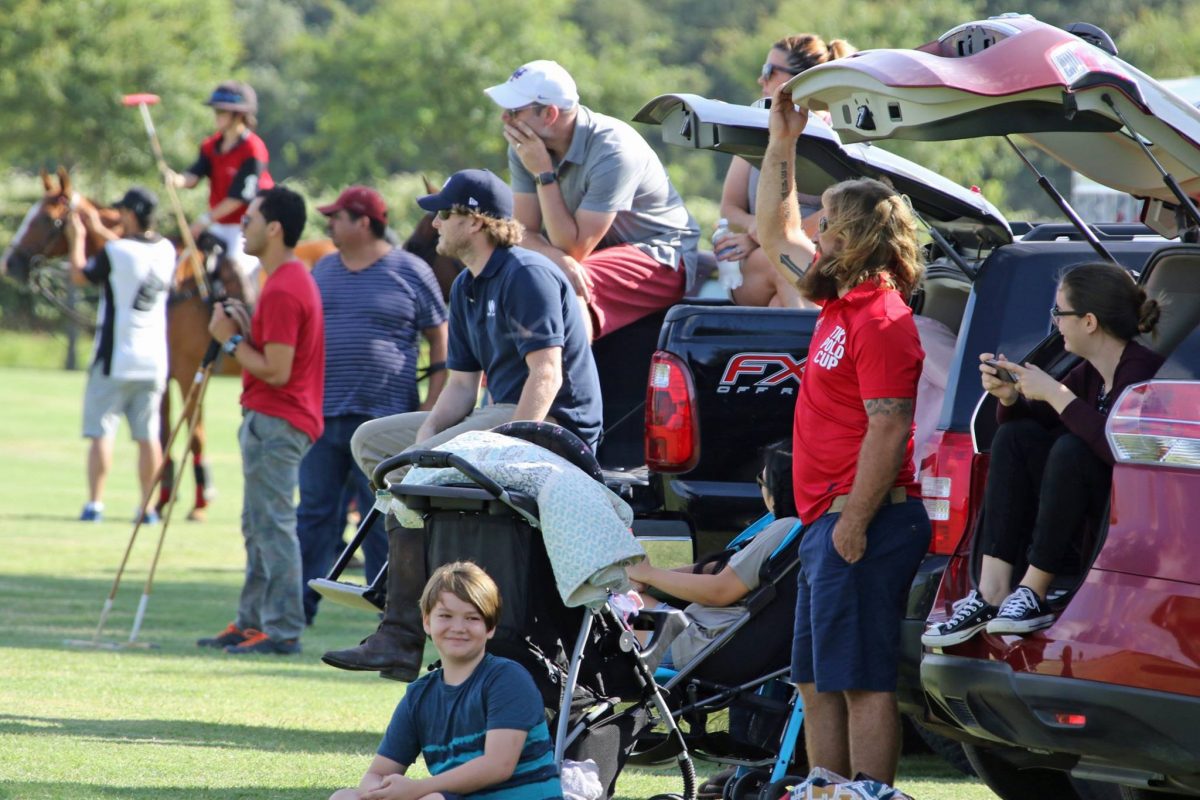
[223,334,243,355]
[535,171,557,186]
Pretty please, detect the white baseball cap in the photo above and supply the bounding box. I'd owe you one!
[484,60,579,110]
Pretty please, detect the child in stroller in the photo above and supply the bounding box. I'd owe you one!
[623,441,805,800]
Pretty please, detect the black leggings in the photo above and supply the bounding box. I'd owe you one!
[979,418,1112,575]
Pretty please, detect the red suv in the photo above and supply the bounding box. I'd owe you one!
[784,14,1200,799]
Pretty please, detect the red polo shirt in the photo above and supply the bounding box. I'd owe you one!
[241,260,325,442]
[195,131,274,224]
[792,280,924,523]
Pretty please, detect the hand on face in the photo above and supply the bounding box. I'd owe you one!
[503,119,553,175]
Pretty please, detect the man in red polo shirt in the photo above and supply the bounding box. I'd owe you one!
[200,186,325,656]
[755,86,931,786]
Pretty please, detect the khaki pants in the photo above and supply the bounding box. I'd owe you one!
[350,404,522,488]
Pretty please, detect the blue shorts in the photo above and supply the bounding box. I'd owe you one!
[790,498,931,692]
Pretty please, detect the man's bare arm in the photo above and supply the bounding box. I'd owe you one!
[755,88,817,288]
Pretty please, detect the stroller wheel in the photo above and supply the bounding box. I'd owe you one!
[648,794,686,800]
[724,769,770,800]
[757,775,804,800]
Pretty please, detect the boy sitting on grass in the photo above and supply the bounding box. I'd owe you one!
[331,561,562,800]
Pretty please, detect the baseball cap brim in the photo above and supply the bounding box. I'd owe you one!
[416,192,454,213]
[316,201,343,216]
[483,83,533,110]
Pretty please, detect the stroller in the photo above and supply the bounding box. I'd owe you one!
[317,421,702,800]
[624,513,811,800]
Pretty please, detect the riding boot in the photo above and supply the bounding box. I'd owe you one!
[321,516,427,682]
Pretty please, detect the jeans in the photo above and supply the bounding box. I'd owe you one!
[297,414,387,624]
[979,418,1111,574]
[237,410,311,640]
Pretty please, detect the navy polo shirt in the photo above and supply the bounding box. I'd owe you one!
[447,246,602,449]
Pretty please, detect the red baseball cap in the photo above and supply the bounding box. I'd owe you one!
[317,186,388,225]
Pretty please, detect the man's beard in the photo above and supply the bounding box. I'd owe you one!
[800,249,840,303]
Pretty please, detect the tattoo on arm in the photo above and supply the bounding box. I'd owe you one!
[779,164,790,219]
[780,253,807,279]
[864,397,915,418]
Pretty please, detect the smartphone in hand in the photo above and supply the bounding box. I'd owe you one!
[984,359,1018,383]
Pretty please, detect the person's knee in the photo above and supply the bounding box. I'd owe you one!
[1047,433,1092,466]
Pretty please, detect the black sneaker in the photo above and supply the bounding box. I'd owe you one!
[921,590,997,647]
[197,622,248,648]
[986,586,1055,635]
[224,630,302,655]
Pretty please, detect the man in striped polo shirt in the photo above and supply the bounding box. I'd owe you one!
[298,186,448,625]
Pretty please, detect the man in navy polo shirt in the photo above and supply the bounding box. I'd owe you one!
[324,168,602,680]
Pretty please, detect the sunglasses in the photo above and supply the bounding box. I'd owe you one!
[817,216,829,234]
[761,62,803,82]
[436,208,464,221]
[1050,305,1087,321]
[504,102,540,116]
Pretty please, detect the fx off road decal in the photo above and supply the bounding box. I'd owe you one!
[718,352,805,395]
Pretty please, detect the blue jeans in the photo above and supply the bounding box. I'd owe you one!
[237,410,311,640]
[297,413,387,623]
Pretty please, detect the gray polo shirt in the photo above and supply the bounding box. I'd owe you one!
[509,105,700,287]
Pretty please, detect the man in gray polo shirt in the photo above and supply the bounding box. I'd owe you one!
[485,59,700,340]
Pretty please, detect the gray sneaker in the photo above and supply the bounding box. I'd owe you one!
[922,590,997,647]
[986,586,1055,635]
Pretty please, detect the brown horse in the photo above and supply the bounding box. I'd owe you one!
[1,168,257,519]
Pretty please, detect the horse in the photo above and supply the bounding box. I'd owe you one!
[3,169,460,521]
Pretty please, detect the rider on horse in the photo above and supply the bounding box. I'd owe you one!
[171,80,274,304]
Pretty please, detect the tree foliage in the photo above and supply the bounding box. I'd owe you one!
[0,0,239,194]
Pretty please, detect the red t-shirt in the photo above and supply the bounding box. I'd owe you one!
[792,280,924,523]
[195,131,274,224]
[241,260,325,442]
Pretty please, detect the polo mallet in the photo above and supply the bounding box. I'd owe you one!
[121,93,209,299]
[64,340,221,650]
[126,340,223,645]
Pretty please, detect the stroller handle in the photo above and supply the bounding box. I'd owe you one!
[372,449,507,500]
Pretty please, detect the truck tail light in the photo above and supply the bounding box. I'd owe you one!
[1107,381,1200,469]
[645,351,700,473]
[919,430,989,555]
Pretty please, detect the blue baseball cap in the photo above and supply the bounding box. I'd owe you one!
[417,169,513,220]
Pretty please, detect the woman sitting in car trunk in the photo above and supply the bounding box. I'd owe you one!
[923,262,1163,646]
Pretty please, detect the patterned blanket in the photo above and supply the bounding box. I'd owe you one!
[390,430,643,608]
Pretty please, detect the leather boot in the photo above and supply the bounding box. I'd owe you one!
[322,516,427,681]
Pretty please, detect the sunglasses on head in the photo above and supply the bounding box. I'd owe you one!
[761,62,803,81]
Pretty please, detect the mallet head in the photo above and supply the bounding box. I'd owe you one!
[122,93,161,107]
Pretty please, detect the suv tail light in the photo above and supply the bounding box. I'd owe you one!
[1107,381,1200,468]
[645,351,700,473]
[919,430,990,555]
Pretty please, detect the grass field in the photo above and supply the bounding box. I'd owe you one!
[0,366,999,799]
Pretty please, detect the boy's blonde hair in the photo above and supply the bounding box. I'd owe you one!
[419,561,503,630]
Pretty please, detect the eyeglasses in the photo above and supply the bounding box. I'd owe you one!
[817,216,829,233]
[436,208,466,221]
[1050,305,1087,323]
[761,62,803,82]
[504,102,540,117]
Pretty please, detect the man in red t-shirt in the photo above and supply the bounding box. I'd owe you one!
[754,86,931,786]
[200,186,325,656]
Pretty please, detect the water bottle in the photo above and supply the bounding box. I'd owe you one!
[712,218,743,291]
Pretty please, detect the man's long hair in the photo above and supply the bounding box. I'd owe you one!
[801,178,924,303]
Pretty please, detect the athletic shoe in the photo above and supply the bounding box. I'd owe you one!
[986,586,1056,635]
[197,622,249,649]
[224,630,302,655]
[80,503,104,522]
[134,509,161,524]
[921,590,997,647]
